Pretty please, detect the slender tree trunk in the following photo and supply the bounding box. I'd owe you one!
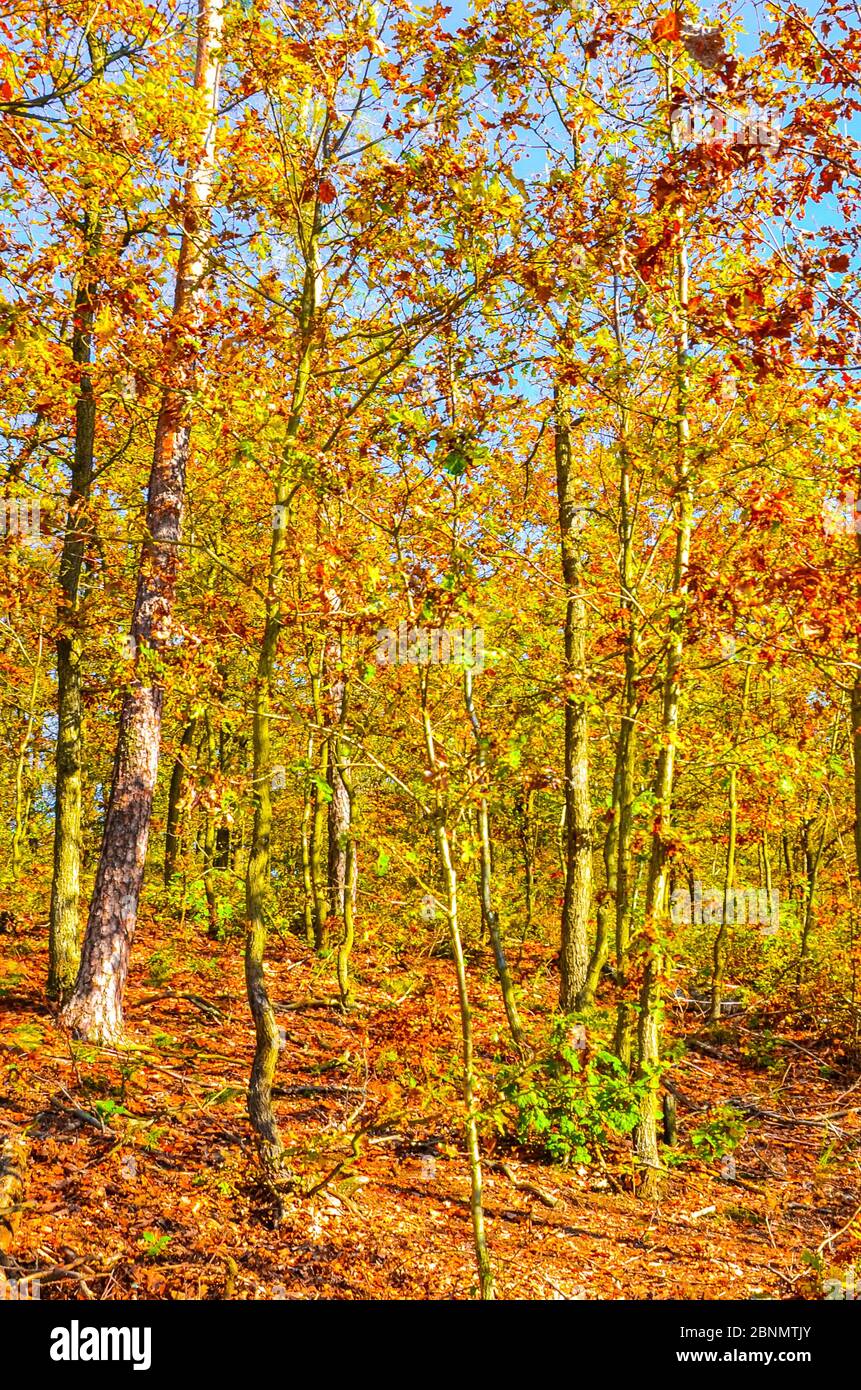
[709,662,751,1021]
[326,612,351,923]
[608,271,642,1065]
[612,647,639,1066]
[464,666,524,1048]
[852,466,861,890]
[62,0,223,1042]
[798,817,825,981]
[418,669,493,1298]
[201,716,220,937]
[311,719,330,950]
[334,724,356,1008]
[300,726,316,947]
[783,827,797,908]
[48,218,101,996]
[164,718,197,885]
[395,534,494,1297]
[554,383,592,1010]
[515,787,536,940]
[244,197,319,1168]
[580,747,621,1009]
[11,629,43,879]
[634,106,693,1196]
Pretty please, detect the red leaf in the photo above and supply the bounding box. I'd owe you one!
[318,179,337,205]
[0,80,13,101]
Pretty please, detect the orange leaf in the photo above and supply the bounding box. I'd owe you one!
[652,13,682,41]
[318,179,337,205]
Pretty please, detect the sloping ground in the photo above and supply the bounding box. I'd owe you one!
[1,910,859,1300]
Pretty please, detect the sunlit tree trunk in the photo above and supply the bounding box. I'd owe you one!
[48,207,101,998]
[419,670,493,1298]
[11,629,43,880]
[635,103,693,1196]
[464,665,524,1048]
[62,0,224,1041]
[164,718,197,885]
[852,463,861,891]
[709,662,751,1022]
[515,786,536,941]
[579,761,620,1009]
[326,609,351,925]
[244,187,319,1169]
[554,383,592,1011]
[300,725,316,947]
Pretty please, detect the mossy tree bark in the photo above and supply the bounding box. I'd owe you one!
[554,382,593,1011]
[48,205,101,999]
[244,183,319,1169]
[634,76,693,1197]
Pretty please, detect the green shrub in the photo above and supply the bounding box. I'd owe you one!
[497,1022,647,1166]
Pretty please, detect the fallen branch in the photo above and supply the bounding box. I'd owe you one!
[687,1038,729,1061]
[730,1099,858,1127]
[496,1161,558,1208]
[662,1076,705,1111]
[816,1196,861,1256]
[136,992,225,1021]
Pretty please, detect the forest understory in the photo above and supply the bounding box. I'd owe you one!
[5,0,861,1313]
[2,906,859,1301]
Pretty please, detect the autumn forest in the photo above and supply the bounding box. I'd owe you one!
[1,0,861,1311]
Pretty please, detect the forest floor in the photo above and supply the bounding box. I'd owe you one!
[2,906,860,1300]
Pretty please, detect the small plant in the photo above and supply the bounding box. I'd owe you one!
[690,1104,746,1158]
[496,1020,646,1167]
[739,1028,780,1070]
[139,1231,171,1259]
[93,1098,129,1122]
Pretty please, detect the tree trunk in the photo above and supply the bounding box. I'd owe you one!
[554,383,592,1010]
[327,614,351,922]
[418,668,493,1298]
[334,726,356,1009]
[62,0,223,1042]
[300,726,316,947]
[11,629,42,880]
[515,787,536,942]
[464,666,524,1048]
[634,117,693,1197]
[244,196,318,1169]
[48,216,101,999]
[164,717,197,885]
[798,817,825,981]
[852,465,861,891]
[311,730,330,951]
[201,716,220,937]
[709,662,751,1022]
